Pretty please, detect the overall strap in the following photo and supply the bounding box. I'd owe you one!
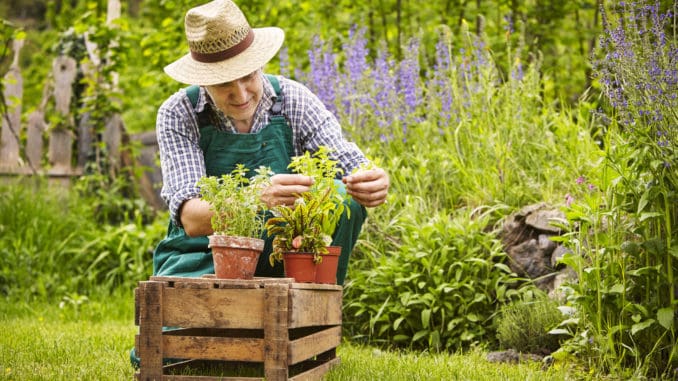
[186,84,200,107]
[185,85,213,128]
[265,74,285,124]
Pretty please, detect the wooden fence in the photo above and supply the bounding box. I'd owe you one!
[0,31,165,210]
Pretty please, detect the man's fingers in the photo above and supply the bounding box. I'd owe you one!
[261,174,313,208]
[344,168,386,184]
[347,187,389,207]
[271,173,313,186]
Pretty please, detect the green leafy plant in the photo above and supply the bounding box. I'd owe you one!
[496,291,565,354]
[197,164,273,237]
[343,203,522,351]
[266,146,350,264]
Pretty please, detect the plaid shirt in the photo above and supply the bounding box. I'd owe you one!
[157,73,368,226]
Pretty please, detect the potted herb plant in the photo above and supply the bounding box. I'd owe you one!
[265,146,350,283]
[197,164,273,279]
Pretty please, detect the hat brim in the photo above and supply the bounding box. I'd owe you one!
[164,27,285,86]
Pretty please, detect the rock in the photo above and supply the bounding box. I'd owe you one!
[550,245,572,268]
[486,349,544,364]
[548,267,578,301]
[525,209,565,233]
[501,203,575,295]
[538,234,557,252]
[507,239,551,279]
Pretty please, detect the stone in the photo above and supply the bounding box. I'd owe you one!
[501,203,575,295]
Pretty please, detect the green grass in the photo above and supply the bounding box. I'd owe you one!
[0,292,582,381]
[326,344,576,381]
[0,291,136,381]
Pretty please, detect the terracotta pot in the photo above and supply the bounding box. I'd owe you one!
[315,246,341,284]
[208,235,264,279]
[282,252,317,283]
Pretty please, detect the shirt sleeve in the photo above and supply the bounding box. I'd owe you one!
[280,77,369,176]
[157,89,206,226]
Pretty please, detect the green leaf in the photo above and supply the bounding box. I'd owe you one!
[670,244,678,259]
[393,334,410,342]
[657,308,674,330]
[637,190,649,214]
[639,212,663,222]
[393,317,405,331]
[631,319,655,336]
[421,309,431,329]
[548,328,571,336]
[609,283,625,294]
[412,329,429,342]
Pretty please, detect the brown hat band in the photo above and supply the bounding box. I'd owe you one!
[190,29,254,63]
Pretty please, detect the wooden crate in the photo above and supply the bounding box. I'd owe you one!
[134,276,343,381]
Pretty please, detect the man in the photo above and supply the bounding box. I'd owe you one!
[153,0,389,286]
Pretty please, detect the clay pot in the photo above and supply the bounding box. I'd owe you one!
[208,235,264,279]
[282,252,317,283]
[315,246,341,284]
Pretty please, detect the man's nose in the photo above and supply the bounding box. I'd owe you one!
[231,80,248,101]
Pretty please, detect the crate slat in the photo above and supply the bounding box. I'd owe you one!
[288,289,342,328]
[164,335,265,362]
[163,288,265,329]
[288,357,341,381]
[288,326,341,364]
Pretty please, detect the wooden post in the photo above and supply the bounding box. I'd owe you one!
[106,0,121,24]
[138,281,164,381]
[25,110,46,171]
[103,113,122,173]
[264,283,290,381]
[0,39,24,170]
[47,56,76,175]
[76,112,92,169]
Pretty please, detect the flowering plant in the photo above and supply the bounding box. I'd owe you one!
[197,164,273,237]
[594,1,677,189]
[266,146,350,264]
[561,2,678,375]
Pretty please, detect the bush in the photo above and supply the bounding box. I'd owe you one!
[496,292,564,354]
[343,204,521,351]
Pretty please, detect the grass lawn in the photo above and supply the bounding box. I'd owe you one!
[0,291,580,380]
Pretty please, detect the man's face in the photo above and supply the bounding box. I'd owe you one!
[205,70,263,124]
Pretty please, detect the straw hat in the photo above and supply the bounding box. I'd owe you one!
[164,0,284,86]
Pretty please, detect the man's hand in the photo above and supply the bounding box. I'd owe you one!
[260,174,313,208]
[342,167,390,207]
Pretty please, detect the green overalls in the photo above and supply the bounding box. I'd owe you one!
[152,75,366,285]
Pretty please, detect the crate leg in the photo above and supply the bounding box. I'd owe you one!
[264,283,290,381]
[138,281,164,380]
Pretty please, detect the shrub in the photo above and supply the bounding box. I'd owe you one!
[496,292,564,354]
[343,204,521,351]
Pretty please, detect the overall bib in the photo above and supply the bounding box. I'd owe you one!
[152,76,365,285]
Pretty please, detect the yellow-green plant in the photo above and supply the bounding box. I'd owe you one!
[197,164,273,237]
[266,146,350,264]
